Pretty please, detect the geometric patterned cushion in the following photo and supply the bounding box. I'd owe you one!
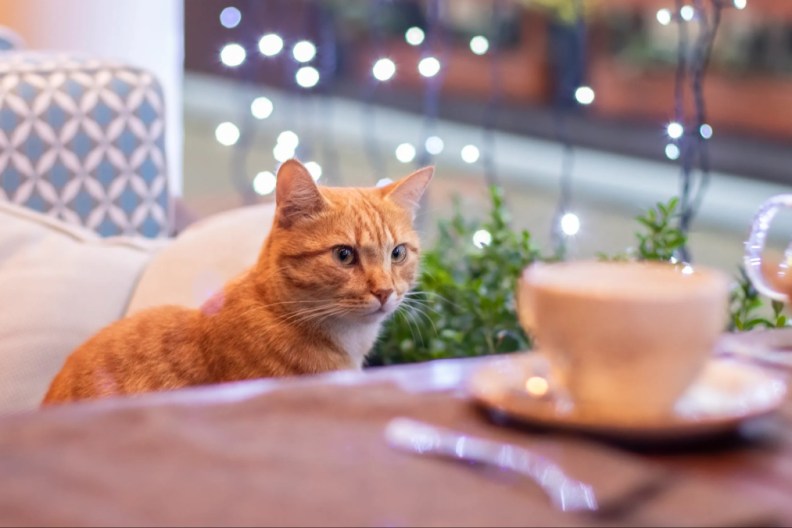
[0,52,170,238]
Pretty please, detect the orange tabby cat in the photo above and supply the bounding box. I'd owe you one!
[43,159,433,405]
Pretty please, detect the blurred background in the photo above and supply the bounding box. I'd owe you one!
[3,0,792,271]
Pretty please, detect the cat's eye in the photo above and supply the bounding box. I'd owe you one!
[391,244,408,264]
[333,245,357,266]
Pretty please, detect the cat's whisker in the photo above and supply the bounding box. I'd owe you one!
[274,304,339,326]
[401,294,432,310]
[403,296,433,312]
[406,289,451,304]
[400,299,438,337]
[259,299,330,310]
[406,290,462,311]
[405,299,434,324]
[282,306,340,322]
[395,307,422,347]
[315,307,354,326]
[402,306,426,347]
[293,304,357,327]
[405,301,437,321]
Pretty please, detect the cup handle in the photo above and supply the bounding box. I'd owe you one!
[745,194,792,302]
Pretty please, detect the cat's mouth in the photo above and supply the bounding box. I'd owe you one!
[362,305,392,319]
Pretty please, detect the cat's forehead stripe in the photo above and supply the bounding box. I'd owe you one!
[346,194,383,247]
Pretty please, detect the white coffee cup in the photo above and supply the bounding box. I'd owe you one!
[517,260,730,420]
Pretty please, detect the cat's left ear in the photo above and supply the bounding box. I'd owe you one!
[275,159,327,228]
[380,166,434,217]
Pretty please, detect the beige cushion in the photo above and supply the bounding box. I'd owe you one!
[126,203,275,314]
[0,202,165,414]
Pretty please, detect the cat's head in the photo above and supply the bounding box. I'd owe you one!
[262,159,432,324]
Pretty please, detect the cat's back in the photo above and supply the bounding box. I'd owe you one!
[42,305,207,405]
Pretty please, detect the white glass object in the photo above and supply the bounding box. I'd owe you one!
[745,195,792,301]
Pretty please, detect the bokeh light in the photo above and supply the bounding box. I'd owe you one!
[574,86,595,105]
[292,40,317,63]
[418,57,441,78]
[667,121,684,139]
[395,143,416,163]
[461,144,480,163]
[372,58,396,81]
[220,43,246,67]
[219,6,241,29]
[405,27,425,46]
[304,161,322,181]
[250,96,274,120]
[560,212,581,236]
[273,143,295,162]
[215,122,240,146]
[469,35,489,55]
[665,143,681,160]
[525,376,550,397]
[277,130,299,149]
[425,135,444,155]
[295,66,320,88]
[258,33,284,57]
[253,171,276,195]
[472,229,492,248]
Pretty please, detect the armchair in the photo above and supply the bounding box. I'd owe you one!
[0,49,271,414]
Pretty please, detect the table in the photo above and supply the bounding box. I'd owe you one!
[0,354,790,527]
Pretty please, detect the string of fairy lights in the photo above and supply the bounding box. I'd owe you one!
[211,0,747,256]
[659,0,744,260]
[212,3,498,203]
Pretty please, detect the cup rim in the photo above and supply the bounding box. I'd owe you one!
[520,260,730,300]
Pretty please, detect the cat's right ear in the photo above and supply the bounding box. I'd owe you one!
[380,166,434,218]
[275,159,327,228]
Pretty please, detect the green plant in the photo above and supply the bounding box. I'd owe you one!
[368,192,789,367]
[367,186,541,366]
[730,266,788,331]
[597,197,687,263]
[634,197,687,261]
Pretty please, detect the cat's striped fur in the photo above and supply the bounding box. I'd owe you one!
[42,160,432,405]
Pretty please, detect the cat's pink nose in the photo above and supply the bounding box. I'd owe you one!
[372,288,393,306]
